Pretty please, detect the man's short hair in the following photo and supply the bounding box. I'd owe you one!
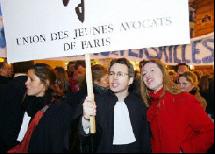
[109,58,134,78]
[74,60,86,70]
[13,61,34,74]
[176,63,190,71]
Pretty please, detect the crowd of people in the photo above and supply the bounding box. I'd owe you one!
[0,58,214,153]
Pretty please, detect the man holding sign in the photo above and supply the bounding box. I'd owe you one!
[81,58,151,153]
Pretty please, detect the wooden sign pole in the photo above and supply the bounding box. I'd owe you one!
[85,53,96,134]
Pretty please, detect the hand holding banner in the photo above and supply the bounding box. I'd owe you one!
[85,53,96,133]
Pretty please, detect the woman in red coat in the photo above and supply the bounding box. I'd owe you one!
[139,59,214,153]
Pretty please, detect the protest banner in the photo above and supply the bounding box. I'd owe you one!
[93,32,214,65]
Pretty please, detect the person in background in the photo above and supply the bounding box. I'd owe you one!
[91,64,109,92]
[199,75,214,119]
[74,60,86,90]
[175,63,190,83]
[76,63,109,100]
[176,63,190,76]
[0,62,13,84]
[192,70,203,82]
[81,58,151,153]
[208,77,214,119]
[67,61,76,79]
[68,60,86,93]
[178,71,207,110]
[0,61,34,153]
[140,59,214,153]
[168,69,178,84]
[53,66,70,98]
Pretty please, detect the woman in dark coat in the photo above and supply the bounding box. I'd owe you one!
[8,63,80,153]
[27,64,82,153]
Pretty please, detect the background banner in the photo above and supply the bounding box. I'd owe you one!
[93,32,214,65]
[48,32,214,65]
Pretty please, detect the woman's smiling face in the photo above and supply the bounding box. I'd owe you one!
[141,62,163,91]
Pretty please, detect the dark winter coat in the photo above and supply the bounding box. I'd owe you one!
[81,91,151,153]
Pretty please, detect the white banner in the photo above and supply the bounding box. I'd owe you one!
[1,0,190,63]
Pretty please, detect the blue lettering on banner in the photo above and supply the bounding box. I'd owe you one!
[202,39,214,63]
[158,47,168,63]
[111,51,120,56]
[154,48,162,59]
[145,48,160,59]
[94,33,214,65]
[128,49,138,58]
[119,50,125,56]
[173,45,181,63]
[182,45,191,63]
[139,49,144,58]
[168,46,173,63]
[192,40,202,64]
[100,51,110,56]
[93,52,99,56]
[144,49,149,59]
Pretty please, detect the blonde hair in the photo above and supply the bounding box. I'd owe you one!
[179,71,207,110]
[179,71,199,89]
[139,59,180,107]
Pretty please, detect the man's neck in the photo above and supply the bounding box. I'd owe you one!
[115,90,129,102]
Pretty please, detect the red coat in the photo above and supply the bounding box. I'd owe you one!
[147,89,214,153]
